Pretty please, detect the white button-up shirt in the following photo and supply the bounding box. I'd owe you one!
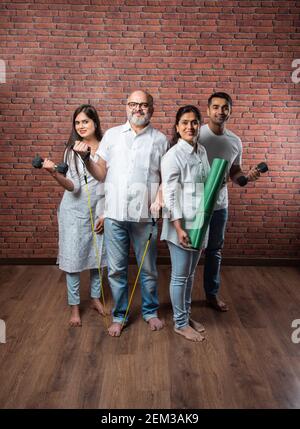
[97,121,169,222]
[161,138,210,248]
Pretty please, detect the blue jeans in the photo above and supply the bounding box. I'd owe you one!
[167,241,202,329]
[204,208,228,298]
[66,269,101,305]
[104,218,159,324]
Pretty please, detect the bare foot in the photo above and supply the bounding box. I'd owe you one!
[189,318,205,333]
[147,317,165,331]
[174,325,205,342]
[69,305,82,327]
[206,296,229,312]
[108,322,123,337]
[90,298,110,316]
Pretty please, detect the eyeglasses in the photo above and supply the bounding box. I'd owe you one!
[127,102,150,110]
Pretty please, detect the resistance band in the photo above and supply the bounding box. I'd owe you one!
[77,154,109,329]
[121,218,156,330]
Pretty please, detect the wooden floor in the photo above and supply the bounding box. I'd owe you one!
[0,264,300,409]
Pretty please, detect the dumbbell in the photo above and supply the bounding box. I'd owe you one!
[32,155,68,175]
[237,162,268,187]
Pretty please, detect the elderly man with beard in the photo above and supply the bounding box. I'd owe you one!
[74,90,168,337]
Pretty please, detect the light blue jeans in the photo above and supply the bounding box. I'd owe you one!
[104,218,159,324]
[66,269,101,305]
[167,241,202,329]
[204,208,228,298]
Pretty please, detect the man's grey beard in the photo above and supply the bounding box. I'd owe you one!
[128,112,151,126]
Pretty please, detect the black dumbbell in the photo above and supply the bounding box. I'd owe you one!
[237,162,268,187]
[32,155,68,175]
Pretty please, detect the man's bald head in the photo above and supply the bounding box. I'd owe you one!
[127,90,153,107]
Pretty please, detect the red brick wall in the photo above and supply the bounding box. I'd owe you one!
[0,0,299,260]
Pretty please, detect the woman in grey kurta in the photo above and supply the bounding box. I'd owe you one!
[57,150,106,273]
[43,104,107,327]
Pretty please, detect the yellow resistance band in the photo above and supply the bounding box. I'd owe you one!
[121,219,155,330]
[83,170,109,330]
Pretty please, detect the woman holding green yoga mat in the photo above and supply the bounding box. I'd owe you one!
[161,105,210,342]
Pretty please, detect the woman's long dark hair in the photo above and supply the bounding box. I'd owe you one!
[64,104,103,174]
[170,105,202,147]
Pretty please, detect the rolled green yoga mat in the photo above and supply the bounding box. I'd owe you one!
[188,158,228,250]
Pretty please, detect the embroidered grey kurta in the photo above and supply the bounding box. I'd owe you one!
[57,151,106,273]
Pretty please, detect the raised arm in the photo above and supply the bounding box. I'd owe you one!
[73,141,107,181]
[42,158,74,191]
[230,164,260,185]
